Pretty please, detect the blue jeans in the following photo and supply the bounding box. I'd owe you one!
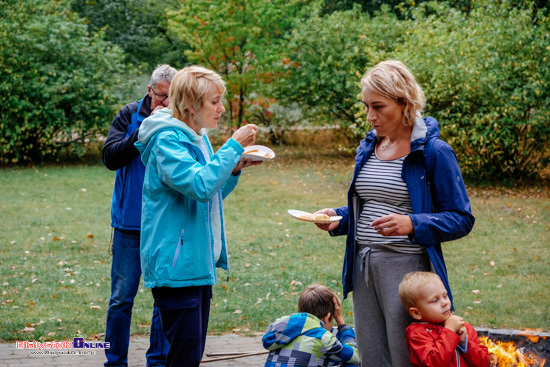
[105,229,169,366]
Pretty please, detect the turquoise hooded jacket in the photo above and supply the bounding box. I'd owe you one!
[134,109,244,288]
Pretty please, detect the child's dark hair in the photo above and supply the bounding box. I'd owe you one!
[298,284,336,321]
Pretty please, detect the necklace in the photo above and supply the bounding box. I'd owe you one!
[379,138,396,151]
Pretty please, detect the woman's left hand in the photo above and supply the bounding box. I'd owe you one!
[371,214,413,237]
[232,157,262,175]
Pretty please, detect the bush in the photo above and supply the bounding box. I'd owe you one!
[395,1,549,182]
[0,0,134,164]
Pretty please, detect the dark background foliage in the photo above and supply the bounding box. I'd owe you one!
[1,0,548,184]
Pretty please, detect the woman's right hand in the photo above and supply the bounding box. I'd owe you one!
[231,124,258,148]
[314,208,340,232]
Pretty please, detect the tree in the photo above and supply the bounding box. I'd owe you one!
[274,5,406,140]
[71,0,184,69]
[391,1,549,181]
[167,0,311,127]
[0,0,134,164]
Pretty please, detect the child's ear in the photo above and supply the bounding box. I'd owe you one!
[409,307,422,320]
[321,312,332,325]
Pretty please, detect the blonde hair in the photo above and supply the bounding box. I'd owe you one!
[298,284,336,321]
[361,60,425,126]
[398,271,443,312]
[169,65,226,120]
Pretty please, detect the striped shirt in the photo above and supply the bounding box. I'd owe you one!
[354,152,424,254]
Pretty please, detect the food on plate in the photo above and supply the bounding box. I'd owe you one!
[244,150,272,158]
[300,213,331,221]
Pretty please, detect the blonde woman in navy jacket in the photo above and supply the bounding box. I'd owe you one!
[135,66,260,367]
[315,60,474,367]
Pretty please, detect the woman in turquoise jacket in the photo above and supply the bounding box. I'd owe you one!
[315,60,474,367]
[135,65,260,367]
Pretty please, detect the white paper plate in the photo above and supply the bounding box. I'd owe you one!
[242,145,275,161]
[287,209,342,224]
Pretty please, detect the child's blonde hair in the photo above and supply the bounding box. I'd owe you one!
[298,284,336,321]
[398,271,443,312]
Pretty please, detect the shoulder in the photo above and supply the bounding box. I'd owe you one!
[120,101,139,116]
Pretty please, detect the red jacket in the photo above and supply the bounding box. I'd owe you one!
[406,322,489,367]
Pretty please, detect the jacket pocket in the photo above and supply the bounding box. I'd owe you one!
[172,229,185,268]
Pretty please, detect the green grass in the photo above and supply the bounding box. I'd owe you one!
[0,148,548,343]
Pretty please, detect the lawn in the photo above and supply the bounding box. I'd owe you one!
[0,146,548,343]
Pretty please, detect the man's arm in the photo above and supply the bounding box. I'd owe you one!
[102,102,140,171]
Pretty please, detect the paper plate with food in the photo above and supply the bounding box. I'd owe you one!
[287,209,343,224]
[242,145,275,161]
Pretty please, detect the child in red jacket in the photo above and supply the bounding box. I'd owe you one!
[398,271,489,367]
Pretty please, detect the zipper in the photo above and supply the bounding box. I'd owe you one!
[172,229,184,268]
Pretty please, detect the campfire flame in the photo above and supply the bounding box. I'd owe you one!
[480,335,546,367]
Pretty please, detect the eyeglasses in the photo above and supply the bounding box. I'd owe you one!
[151,88,169,103]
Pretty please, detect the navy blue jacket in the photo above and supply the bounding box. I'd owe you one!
[332,117,474,306]
[102,94,152,231]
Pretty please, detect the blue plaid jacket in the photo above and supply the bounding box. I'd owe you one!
[262,313,359,366]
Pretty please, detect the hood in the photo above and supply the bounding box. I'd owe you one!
[262,313,324,350]
[134,108,205,164]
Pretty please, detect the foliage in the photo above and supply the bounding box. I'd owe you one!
[321,0,474,16]
[0,0,134,164]
[0,152,548,342]
[275,6,372,131]
[167,0,312,127]
[391,1,550,182]
[71,0,184,69]
[275,5,414,143]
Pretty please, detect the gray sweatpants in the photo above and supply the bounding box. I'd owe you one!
[352,247,430,367]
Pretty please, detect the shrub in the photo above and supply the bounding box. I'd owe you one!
[0,0,134,164]
[392,1,549,182]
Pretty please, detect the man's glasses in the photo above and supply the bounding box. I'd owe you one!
[151,88,168,103]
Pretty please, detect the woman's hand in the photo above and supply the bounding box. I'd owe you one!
[314,208,340,232]
[232,157,262,175]
[231,124,258,148]
[371,214,413,236]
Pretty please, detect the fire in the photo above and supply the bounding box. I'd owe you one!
[480,336,545,367]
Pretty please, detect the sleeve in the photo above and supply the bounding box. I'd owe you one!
[329,205,349,237]
[102,103,141,171]
[406,325,460,367]
[153,134,243,202]
[320,326,360,365]
[460,323,489,367]
[409,141,475,245]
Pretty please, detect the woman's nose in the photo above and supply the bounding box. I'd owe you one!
[367,110,375,121]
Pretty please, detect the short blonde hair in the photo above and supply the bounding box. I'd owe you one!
[298,284,336,321]
[398,271,443,312]
[169,65,226,120]
[361,60,425,126]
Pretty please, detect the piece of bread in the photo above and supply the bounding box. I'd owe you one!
[300,213,330,221]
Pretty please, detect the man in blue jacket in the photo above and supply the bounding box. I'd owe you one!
[102,64,177,367]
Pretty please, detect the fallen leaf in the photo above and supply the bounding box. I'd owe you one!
[489,260,495,266]
[234,310,243,314]
[472,290,480,294]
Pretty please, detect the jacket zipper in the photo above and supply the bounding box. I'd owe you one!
[172,229,184,268]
